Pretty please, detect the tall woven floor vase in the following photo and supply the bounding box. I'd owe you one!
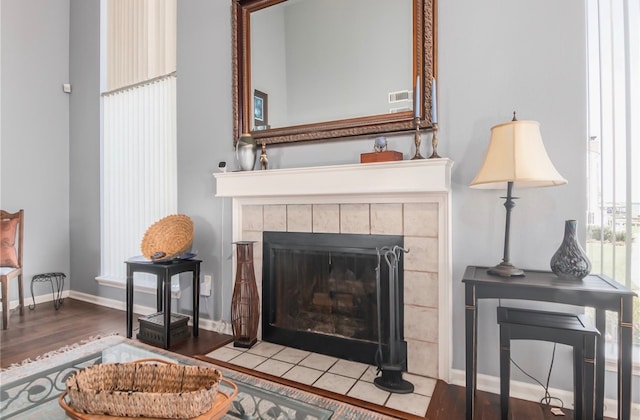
[231,241,259,348]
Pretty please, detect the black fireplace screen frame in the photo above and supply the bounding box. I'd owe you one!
[262,231,404,365]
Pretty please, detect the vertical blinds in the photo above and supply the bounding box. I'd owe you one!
[586,0,639,289]
[106,0,176,91]
[101,0,177,282]
[102,76,177,281]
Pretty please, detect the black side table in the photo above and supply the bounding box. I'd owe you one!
[463,265,636,420]
[125,258,201,349]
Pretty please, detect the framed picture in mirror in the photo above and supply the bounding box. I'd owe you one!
[254,89,269,130]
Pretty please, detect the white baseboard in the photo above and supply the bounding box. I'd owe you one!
[69,290,233,335]
[450,368,640,418]
[2,290,233,335]
[1,290,72,312]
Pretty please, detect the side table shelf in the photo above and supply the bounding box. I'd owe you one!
[137,312,190,347]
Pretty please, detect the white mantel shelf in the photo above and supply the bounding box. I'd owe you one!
[214,158,453,198]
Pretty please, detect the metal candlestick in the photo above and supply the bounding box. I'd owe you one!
[411,116,425,160]
[428,123,441,159]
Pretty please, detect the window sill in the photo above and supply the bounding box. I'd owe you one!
[606,359,640,376]
[605,343,640,376]
[95,275,182,299]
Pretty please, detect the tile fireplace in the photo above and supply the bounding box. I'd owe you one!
[215,159,453,382]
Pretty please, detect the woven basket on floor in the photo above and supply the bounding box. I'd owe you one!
[64,358,221,419]
[141,214,194,261]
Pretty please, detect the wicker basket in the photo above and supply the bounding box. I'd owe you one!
[141,214,194,262]
[64,359,221,419]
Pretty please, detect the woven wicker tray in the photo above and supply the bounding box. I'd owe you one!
[59,377,238,420]
[59,358,237,420]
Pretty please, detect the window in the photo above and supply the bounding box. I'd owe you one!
[98,0,178,285]
[586,0,639,355]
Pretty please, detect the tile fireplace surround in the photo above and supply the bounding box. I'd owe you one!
[214,158,453,383]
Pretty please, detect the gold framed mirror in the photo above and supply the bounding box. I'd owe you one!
[233,0,436,146]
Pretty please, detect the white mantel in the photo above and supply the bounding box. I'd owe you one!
[214,158,453,382]
[215,159,452,198]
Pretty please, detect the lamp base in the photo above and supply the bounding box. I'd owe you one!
[487,262,525,277]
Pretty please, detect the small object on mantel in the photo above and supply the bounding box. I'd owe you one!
[259,142,268,170]
[550,407,565,416]
[374,136,388,152]
[361,150,403,163]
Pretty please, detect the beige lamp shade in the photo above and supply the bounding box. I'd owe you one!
[470,120,567,189]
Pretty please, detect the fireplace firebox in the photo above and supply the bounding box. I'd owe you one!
[262,231,406,366]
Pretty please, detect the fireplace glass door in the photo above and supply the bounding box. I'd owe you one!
[262,232,404,365]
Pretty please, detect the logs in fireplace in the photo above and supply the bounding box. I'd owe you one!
[262,231,406,366]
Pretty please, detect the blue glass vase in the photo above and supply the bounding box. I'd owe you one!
[550,220,591,281]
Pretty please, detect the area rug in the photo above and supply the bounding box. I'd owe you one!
[0,336,398,419]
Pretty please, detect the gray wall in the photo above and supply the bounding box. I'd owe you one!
[442,0,588,393]
[3,0,636,403]
[177,0,236,321]
[1,0,71,301]
[69,0,101,298]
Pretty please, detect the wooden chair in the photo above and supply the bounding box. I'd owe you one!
[1,209,24,329]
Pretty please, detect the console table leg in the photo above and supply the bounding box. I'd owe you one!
[465,285,477,420]
[163,272,171,349]
[595,310,605,420]
[619,296,633,420]
[193,265,200,336]
[126,267,133,338]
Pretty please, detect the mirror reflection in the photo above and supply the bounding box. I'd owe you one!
[250,0,413,130]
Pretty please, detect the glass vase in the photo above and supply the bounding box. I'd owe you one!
[236,133,257,171]
[550,219,592,281]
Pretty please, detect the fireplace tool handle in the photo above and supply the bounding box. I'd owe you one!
[384,247,401,365]
[374,246,414,394]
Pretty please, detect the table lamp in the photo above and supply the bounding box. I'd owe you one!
[470,113,567,277]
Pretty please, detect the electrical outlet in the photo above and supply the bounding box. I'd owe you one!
[200,275,212,297]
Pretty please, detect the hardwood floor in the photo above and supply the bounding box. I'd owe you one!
[0,298,231,368]
[0,298,598,419]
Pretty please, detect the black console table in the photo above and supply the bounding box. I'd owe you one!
[462,265,636,420]
[125,258,201,349]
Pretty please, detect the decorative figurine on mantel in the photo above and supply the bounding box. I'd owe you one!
[360,136,402,163]
[259,142,268,170]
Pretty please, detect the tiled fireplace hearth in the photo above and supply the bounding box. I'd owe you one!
[215,159,453,382]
